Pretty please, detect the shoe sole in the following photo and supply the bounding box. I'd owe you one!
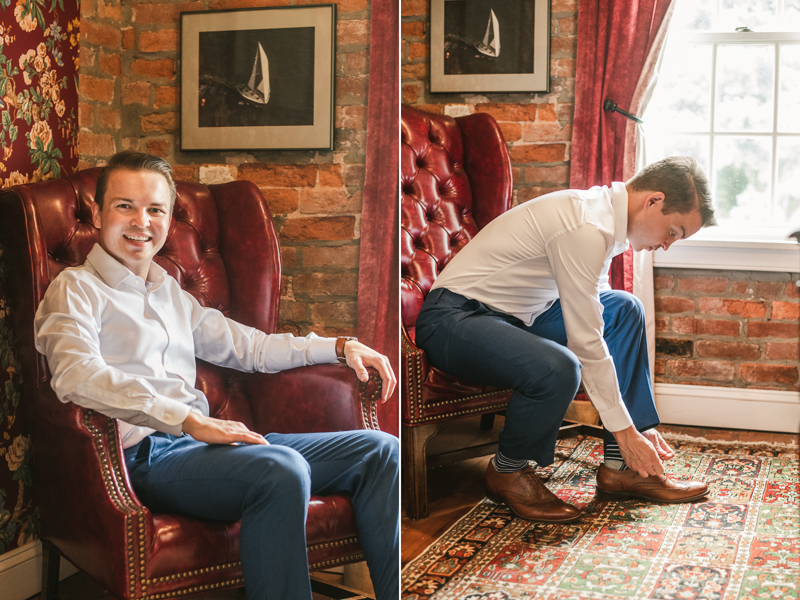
[484,488,582,523]
[595,488,710,504]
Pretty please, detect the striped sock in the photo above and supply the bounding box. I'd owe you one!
[604,441,628,471]
[493,451,529,473]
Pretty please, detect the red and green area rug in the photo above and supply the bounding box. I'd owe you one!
[402,435,799,600]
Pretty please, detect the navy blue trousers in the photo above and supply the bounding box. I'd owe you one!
[415,288,659,466]
[124,429,399,600]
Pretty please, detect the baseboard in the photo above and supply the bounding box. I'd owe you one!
[0,541,78,600]
[655,383,800,433]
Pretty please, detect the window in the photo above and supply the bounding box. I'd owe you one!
[643,0,800,267]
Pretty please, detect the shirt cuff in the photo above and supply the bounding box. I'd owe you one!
[157,397,192,428]
[597,402,634,433]
[308,336,339,364]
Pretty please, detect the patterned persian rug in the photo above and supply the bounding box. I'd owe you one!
[402,435,799,600]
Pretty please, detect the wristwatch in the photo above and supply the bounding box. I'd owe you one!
[336,336,357,363]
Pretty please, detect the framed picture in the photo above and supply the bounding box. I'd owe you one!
[180,5,336,151]
[430,0,550,94]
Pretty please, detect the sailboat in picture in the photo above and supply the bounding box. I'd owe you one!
[475,8,500,58]
[238,41,270,104]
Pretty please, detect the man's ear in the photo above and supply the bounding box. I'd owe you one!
[91,201,102,229]
[645,191,666,209]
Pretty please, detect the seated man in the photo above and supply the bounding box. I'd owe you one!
[34,151,399,600]
[415,156,715,522]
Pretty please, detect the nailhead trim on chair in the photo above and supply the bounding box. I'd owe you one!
[309,553,365,570]
[360,374,381,430]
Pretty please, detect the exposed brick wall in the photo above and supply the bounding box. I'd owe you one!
[401,0,577,207]
[655,269,800,392]
[78,0,371,337]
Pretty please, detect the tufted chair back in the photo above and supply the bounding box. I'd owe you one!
[400,104,515,519]
[0,168,382,599]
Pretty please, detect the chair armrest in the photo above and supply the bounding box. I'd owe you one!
[402,327,430,423]
[245,363,383,434]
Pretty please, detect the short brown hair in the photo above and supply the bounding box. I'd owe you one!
[95,151,177,210]
[628,156,717,228]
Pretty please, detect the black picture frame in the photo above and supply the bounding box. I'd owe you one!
[180,4,336,151]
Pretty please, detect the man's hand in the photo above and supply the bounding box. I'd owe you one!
[343,340,397,402]
[182,411,268,446]
[614,425,663,478]
[642,428,675,460]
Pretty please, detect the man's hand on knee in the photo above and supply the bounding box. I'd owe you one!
[614,425,664,478]
[182,411,269,446]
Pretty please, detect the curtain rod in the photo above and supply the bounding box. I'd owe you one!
[603,99,644,124]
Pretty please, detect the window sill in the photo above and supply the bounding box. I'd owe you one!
[653,239,800,273]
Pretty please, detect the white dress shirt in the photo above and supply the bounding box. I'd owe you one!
[34,244,339,449]
[431,182,634,432]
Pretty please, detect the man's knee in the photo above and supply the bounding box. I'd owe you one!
[360,430,399,470]
[251,446,311,502]
[604,290,645,324]
[518,346,581,399]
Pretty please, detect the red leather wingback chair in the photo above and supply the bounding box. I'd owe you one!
[0,169,385,599]
[401,105,514,519]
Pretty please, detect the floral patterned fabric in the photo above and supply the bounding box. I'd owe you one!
[0,0,79,556]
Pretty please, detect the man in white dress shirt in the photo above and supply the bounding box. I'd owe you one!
[415,156,716,522]
[34,151,399,600]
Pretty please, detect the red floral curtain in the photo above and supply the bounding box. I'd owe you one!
[569,0,675,292]
[356,0,399,436]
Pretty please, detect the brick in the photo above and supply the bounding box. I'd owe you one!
[172,165,197,181]
[299,188,360,214]
[99,52,121,77]
[679,276,727,293]
[279,300,307,321]
[141,112,178,133]
[402,83,421,104]
[408,42,428,60]
[79,131,116,157]
[98,0,122,19]
[656,338,693,357]
[655,275,674,290]
[338,19,369,45]
[695,341,759,360]
[146,139,170,157]
[698,297,766,318]
[123,81,151,105]
[122,27,136,50]
[336,76,369,101]
[509,143,567,164]
[475,103,537,122]
[537,104,557,121]
[765,342,800,361]
[261,189,299,214]
[280,247,297,269]
[756,282,781,299]
[740,364,798,385]
[521,122,571,142]
[655,296,694,313]
[402,21,426,38]
[133,2,204,24]
[311,302,358,324]
[747,322,800,339]
[518,186,561,201]
[139,29,179,53]
[670,359,735,381]
[654,359,666,376]
[336,105,367,130]
[699,319,741,337]
[281,217,355,241]
[303,245,359,268]
[318,164,344,187]
[671,317,696,334]
[786,281,800,299]
[344,165,365,187]
[401,0,427,16]
[132,58,175,80]
[239,164,316,188]
[552,58,576,78]
[83,21,121,47]
[730,281,748,295]
[345,49,369,73]
[772,301,800,321]
[78,103,94,128]
[331,0,369,12]
[499,122,522,142]
[211,0,291,9]
[198,165,237,185]
[551,35,577,56]
[524,165,569,184]
[98,106,121,129]
[293,272,358,296]
[81,75,115,103]
[80,45,96,69]
[558,18,577,35]
[655,317,669,333]
[155,85,179,108]
[401,63,426,80]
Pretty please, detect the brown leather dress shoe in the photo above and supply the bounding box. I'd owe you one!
[484,460,582,522]
[595,464,709,503]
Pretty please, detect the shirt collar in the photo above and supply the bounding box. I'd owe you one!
[610,181,630,256]
[85,244,167,290]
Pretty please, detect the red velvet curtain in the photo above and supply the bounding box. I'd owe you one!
[356,0,399,436]
[569,0,675,293]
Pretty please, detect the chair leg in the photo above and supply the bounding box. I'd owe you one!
[40,543,60,600]
[479,413,495,431]
[401,423,440,520]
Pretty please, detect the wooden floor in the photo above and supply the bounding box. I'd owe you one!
[401,416,799,567]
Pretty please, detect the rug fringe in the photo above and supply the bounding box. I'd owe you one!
[662,431,798,448]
